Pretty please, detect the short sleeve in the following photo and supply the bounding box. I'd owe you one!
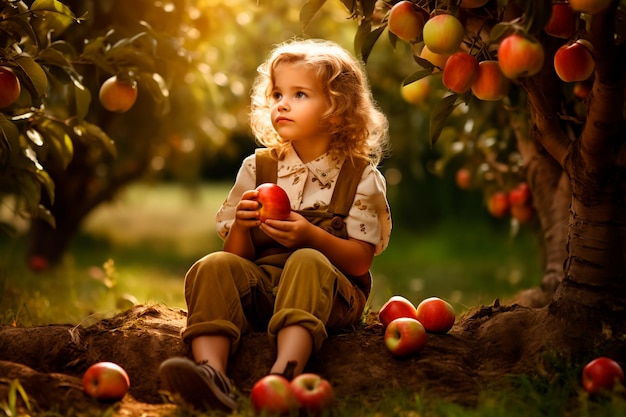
[345,165,392,255]
[215,154,257,240]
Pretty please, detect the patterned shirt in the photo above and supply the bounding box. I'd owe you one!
[216,144,392,255]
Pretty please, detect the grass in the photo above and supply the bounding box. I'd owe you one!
[2,182,625,416]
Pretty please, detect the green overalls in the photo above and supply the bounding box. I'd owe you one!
[181,148,371,353]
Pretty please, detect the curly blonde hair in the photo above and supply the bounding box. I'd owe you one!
[249,38,389,166]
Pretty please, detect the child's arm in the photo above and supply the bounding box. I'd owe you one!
[222,189,262,260]
[259,212,375,276]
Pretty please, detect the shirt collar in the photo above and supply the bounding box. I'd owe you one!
[277,145,343,186]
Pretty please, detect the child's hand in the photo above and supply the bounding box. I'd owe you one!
[259,211,313,249]
[232,190,262,230]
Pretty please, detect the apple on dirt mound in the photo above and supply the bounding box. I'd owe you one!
[82,361,130,401]
[415,297,456,334]
[253,183,291,222]
[582,357,625,395]
[384,317,427,357]
[250,374,299,415]
[378,295,419,329]
[291,373,335,415]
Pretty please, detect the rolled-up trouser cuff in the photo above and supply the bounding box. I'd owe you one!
[181,319,241,353]
[268,308,328,352]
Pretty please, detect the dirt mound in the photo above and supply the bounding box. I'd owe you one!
[0,301,596,416]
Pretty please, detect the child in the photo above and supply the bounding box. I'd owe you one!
[159,38,392,412]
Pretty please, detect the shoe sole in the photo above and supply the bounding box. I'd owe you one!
[159,358,237,412]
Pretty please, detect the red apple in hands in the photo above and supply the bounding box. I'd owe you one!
[423,13,465,55]
[415,297,456,333]
[544,2,576,39]
[554,40,595,83]
[471,60,510,101]
[384,317,427,357]
[378,295,419,329]
[442,51,479,93]
[291,373,335,415]
[251,374,299,415]
[253,183,291,222]
[497,34,545,79]
[82,362,130,401]
[387,1,428,41]
[582,357,625,395]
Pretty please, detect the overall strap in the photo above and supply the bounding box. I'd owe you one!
[255,148,278,186]
[327,158,369,216]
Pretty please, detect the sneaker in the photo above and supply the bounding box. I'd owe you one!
[159,357,237,412]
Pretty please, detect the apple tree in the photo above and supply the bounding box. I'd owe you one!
[302,0,626,358]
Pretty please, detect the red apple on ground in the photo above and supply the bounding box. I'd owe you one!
[250,374,299,415]
[419,45,450,73]
[384,317,427,357]
[471,60,510,101]
[544,2,576,39]
[442,51,479,94]
[554,40,595,83]
[423,13,465,55]
[487,191,510,218]
[290,373,335,415]
[82,361,130,401]
[497,34,545,79]
[378,295,419,329]
[568,0,612,15]
[253,183,291,222]
[0,66,21,108]
[99,75,138,113]
[400,77,430,105]
[415,297,456,333]
[582,357,625,395]
[387,1,428,42]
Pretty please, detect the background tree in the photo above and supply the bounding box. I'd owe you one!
[300,0,626,358]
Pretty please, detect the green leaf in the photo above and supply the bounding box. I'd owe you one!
[300,0,327,31]
[15,55,48,97]
[36,170,54,204]
[30,0,77,38]
[430,93,460,146]
[71,74,91,121]
[403,69,433,85]
[358,24,385,63]
[0,114,20,157]
[83,121,117,158]
[37,46,72,68]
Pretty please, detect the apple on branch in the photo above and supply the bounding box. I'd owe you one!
[415,297,456,333]
[582,357,625,395]
[422,13,465,55]
[487,191,510,219]
[568,0,612,15]
[387,1,428,42]
[497,34,545,79]
[384,317,427,357]
[82,361,130,402]
[378,295,419,329]
[253,183,291,222]
[250,374,299,415]
[0,66,21,108]
[442,51,479,94]
[419,45,450,74]
[291,373,335,415]
[471,60,510,101]
[554,40,595,83]
[99,75,138,113]
[544,2,576,39]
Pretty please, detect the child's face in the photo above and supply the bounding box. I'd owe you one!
[269,61,332,150]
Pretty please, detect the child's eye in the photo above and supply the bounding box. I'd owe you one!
[295,91,307,99]
[271,92,282,101]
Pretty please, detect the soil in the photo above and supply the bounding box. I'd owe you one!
[0,297,623,416]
